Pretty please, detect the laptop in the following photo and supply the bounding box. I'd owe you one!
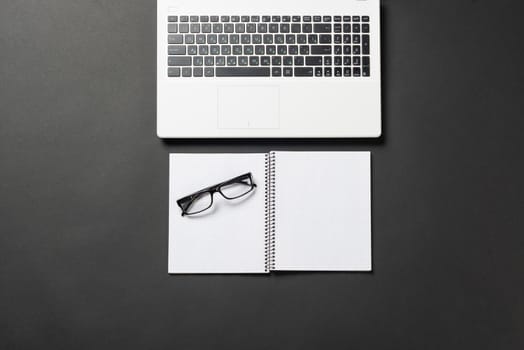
[157,0,381,138]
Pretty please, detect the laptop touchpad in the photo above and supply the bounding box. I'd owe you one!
[218,86,280,129]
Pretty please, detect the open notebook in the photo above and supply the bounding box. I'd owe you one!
[169,152,371,274]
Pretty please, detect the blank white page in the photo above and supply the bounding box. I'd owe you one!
[273,152,371,271]
[169,154,267,273]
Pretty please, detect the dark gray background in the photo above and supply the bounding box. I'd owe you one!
[1,0,523,349]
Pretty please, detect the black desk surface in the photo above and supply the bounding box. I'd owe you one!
[1,1,523,349]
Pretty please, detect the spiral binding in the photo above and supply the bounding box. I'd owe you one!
[264,151,276,272]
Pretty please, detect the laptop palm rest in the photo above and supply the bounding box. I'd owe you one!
[217,86,280,129]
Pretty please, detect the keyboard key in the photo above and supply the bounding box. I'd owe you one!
[353,67,361,77]
[213,23,223,33]
[297,35,307,44]
[190,16,198,22]
[283,56,293,65]
[230,34,239,44]
[362,23,369,33]
[266,45,276,54]
[362,16,370,22]
[182,67,191,77]
[210,45,220,55]
[188,45,197,55]
[334,16,341,22]
[352,23,360,33]
[239,56,248,66]
[334,45,342,54]
[221,16,230,22]
[269,23,279,33]
[198,45,209,55]
[179,23,189,33]
[353,35,360,44]
[262,56,271,65]
[249,56,259,65]
[275,34,284,44]
[353,56,360,66]
[263,35,273,44]
[241,34,251,44]
[195,35,205,44]
[233,45,242,55]
[193,67,203,77]
[168,16,178,22]
[362,56,370,66]
[280,23,290,33]
[288,45,298,55]
[185,34,195,44]
[205,56,214,65]
[180,16,189,22]
[218,34,229,44]
[282,16,291,22]
[286,34,296,44]
[302,24,313,33]
[324,67,332,76]
[343,24,351,33]
[271,56,281,65]
[258,23,268,33]
[314,24,331,33]
[319,35,331,43]
[334,56,342,65]
[231,16,240,22]
[255,45,265,55]
[168,35,183,44]
[227,56,236,65]
[334,67,342,77]
[352,16,360,22]
[362,35,370,54]
[283,67,293,76]
[278,45,287,55]
[353,46,360,55]
[216,56,225,66]
[168,67,180,77]
[272,16,281,22]
[295,67,313,76]
[221,45,231,55]
[262,16,271,22]
[211,16,219,22]
[244,45,253,55]
[362,66,369,76]
[204,67,214,77]
[253,34,262,44]
[311,45,331,54]
[344,45,351,54]
[300,45,309,55]
[208,34,217,44]
[324,56,332,65]
[313,16,322,22]
[251,16,260,22]
[247,23,256,33]
[193,56,204,66]
[216,67,270,76]
[190,23,200,33]
[344,67,351,76]
[241,16,250,22]
[294,56,304,65]
[224,24,234,33]
[272,67,282,76]
[168,45,186,55]
[323,16,332,22]
[291,24,301,33]
[334,23,342,33]
[308,34,318,44]
[235,23,245,33]
[292,16,301,22]
[315,67,322,77]
[344,56,351,65]
[202,23,211,33]
[303,16,312,22]
[168,24,178,33]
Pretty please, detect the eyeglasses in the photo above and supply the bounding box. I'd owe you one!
[176,173,257,216]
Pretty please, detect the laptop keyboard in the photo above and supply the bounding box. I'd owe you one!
[167,15,371,78]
